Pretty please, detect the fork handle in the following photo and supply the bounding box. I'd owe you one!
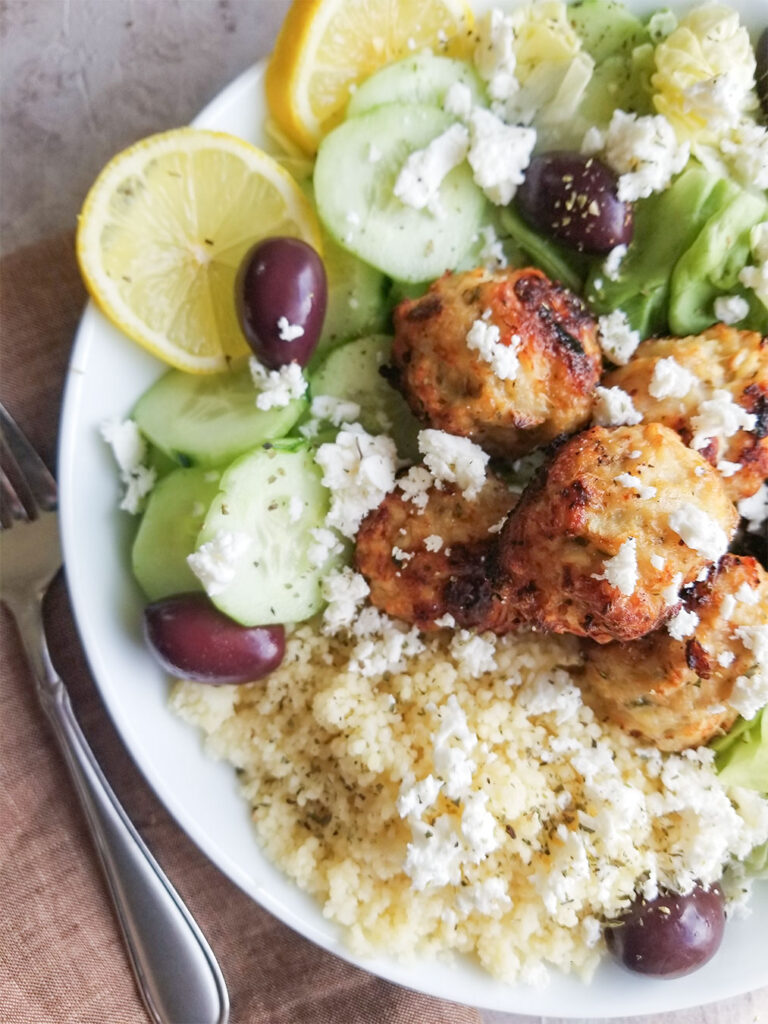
[14,600,229,1024]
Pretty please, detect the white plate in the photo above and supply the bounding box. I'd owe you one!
[59,1,768,1015]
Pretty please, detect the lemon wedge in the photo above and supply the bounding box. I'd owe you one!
[76,129,322,373]
[266,0,474,154]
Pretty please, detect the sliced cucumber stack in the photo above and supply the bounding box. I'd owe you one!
[197,446,341,626]
[314,103,485,283]
[347,53,486,118]
[133,364,306,467]
[132,467,221,601]
[310,334,421,460]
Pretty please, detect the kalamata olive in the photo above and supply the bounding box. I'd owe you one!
[236,236,327,369]
[516,152,633,254]
[144,593,285,684]
[605,884,725,978]
[757,29,768,118]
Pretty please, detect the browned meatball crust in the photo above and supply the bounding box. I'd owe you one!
[391,267,601,458]
[355,473,518,630]
[604,325,768,502]
[579,555,768,751]
[496,423,739,644]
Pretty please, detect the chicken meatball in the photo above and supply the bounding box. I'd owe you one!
[496,423,739,643]
[355,472,517,630]
[391,267,601,458]
[603,325,768,502]
[579,555,768,751]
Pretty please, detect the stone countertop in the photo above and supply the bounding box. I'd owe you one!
[1,2,766,1022]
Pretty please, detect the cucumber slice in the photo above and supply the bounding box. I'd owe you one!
[568,0,649,64]
[132,467,221,601]
[314,103,485,283]
[310,335,421,460]
[133,364,306,467]
[197,447,340,625]
[347,54,486,118]
[316,230,390,361]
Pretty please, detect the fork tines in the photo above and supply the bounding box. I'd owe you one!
[0,402,58,526]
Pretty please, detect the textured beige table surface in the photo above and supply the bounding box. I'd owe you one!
[1,2,766,1022]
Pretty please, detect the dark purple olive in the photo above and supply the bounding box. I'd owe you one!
[757,29,768,118]
[516,152,633,254]
[605,884,725,978]
[144,593,285,685]
[236,236,327,369]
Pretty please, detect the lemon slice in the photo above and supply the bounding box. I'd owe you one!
[266,0,474,154]
[76,129,322,373]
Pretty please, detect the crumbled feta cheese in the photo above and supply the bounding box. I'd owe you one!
[730,639,768,718]
[739,259,768,308]
[288,496,304,523]
[716,459,741,478]
[466,314,521,380]
[473,8,518,102]
[433,695,478,798]
[321,567,369,634]
[650,553,666,571]
[735,625,768,664]
[249,358,307,410]
[733,584,760,611]
[648,356,698,399]
[100,418,157,514]
[690,389,756,450]
[714,294,749,325]
[597,309,640,365]
[476,224,507,271]
[603,244,627,282]
[518,669,583,725]
[434,613,456,629]
[316,424,398,537]
[101,418,144,475]
[592,538,638,596]
[467,108,536,206]
[593,386,643,427]
[595,110,690,202]
[397,464,433,511]
[738,483,768,535]
[456,877,511,918]
[424,534,444,552]
[615,472,657,500]
[721,122,768,190]
[683,71,750,136]
[392,545,413,564]
[121,466,156,515]
[276,316,305,342]
[367,142,382,164]
[661,571,684,606]
[394,123,470,216]
[310,394,361,426]
[450,629,497,677]
[397,774,442,819]
[187,531,251,596]
[348,613,424,677]
[418,429,489,500]
[306,526,344,568]
[669,503,729,562]
[667,606,699,640]
[443,81,474,121]
[718,650,735,668]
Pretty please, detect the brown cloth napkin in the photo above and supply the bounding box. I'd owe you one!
[0,234,484,1024]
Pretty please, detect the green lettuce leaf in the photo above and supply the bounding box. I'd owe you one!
[711,708,768,794]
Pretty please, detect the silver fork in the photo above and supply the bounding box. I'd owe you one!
[0,402,229,1024]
